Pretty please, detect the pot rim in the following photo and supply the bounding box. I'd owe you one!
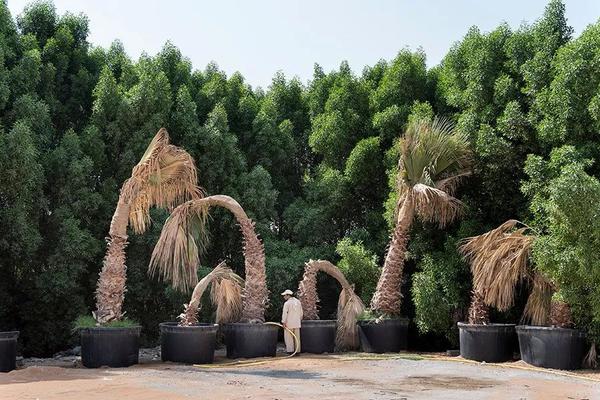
[357,317,409,325]
[79,326,142,333]
[516,325,587,335]
[457,322,516,328]
[0,331,19,340]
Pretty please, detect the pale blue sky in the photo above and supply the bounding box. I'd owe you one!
[6,0,600,89]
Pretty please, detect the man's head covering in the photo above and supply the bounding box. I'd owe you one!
[281,289,293,296]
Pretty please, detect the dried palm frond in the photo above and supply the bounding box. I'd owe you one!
[149,195,267,322]
[126,128,202,235]
[467,291,490,325]
[412,183,463,227]
[336,286,365,351]
[179,261,243,326]
[459,220,534,311]
[299,260,365,350]
[522,273,553,326]
[583,343,597,369]
[211,275,244,325]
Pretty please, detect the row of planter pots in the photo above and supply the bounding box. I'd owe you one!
[458,323,588,370]
[0,318,410,371]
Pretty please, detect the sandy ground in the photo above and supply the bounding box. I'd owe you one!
[1,350,599,400]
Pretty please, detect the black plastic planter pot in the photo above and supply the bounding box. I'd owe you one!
[80,326,141,368]
[457,323,516,362]
[224,323,278,359]
[0,331,19,373]
[300,320,336,354]
[358,318,409,353]
[160,322,218,364]
[516,325,587,370]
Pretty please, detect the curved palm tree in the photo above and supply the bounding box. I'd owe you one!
[371,117,472,316]
[149,195,267,323]
[94,128,200,324]
[178,261,244,326]
[297,259,365,350]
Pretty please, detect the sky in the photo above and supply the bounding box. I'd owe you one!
[6,0,600,89]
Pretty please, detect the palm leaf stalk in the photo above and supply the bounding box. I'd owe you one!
[459,220,553,326]
[94,128,200,324]
[179,261,244,326]
[371,117,472,316]
[149,194,268,323]
[297,259,365,351]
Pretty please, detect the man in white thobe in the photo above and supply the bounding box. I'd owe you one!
[281,289,303,354]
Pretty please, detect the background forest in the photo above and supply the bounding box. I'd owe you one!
[2,0,600,356]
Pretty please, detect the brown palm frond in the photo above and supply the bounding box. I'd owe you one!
[336,287,365,351]
[127,128,202,234]
[300,260,365,350]
[522,273,553,326]
[149,195,267,322]
[179,262,243,326]
[459,220,534,311]
[412,183,464,227]
[583,343,597,369]
[211,274,244,325]
[149,200,211,292]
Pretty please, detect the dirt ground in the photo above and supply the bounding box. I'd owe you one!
[1,350,599,400]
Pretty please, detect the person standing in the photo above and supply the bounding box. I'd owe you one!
[281,289,303,354]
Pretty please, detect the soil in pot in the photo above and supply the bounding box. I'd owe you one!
[358,318,409,353]
[80,326,141,368]
[457,322,516,362]
[0,331,19,373]
[516,325,587,370]
[160,322,218,364]
[300,320,336,354]
[224,323,278,359]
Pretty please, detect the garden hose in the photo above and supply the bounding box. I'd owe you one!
[194,322,299,369]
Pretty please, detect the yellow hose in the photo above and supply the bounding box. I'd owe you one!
[194,322,299,369]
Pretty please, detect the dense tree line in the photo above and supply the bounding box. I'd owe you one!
[1,0,599,356]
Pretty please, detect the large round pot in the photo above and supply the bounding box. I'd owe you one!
[80,326,141,368]
[160,322,218,364]
[301,320,336,354]
[516,325,587,370]
[0,331,19,373]
[357,318,409,353]
[457,322,516,362]
[223,323,278,359]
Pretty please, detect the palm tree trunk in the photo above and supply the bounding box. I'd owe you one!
[239,217,267,323]
[550,300,573,328]
[93,179,134,324]
[370,191,415,316]
[467,291,490,324]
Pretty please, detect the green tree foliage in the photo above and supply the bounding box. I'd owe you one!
[2,0,600,354]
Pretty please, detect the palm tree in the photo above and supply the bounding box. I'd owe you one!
[297,259,365,350]
[370,117,472,316]
[149,195,267,323]
[459,220,552,325]
[94,128,200,324]
[178,261,244,326]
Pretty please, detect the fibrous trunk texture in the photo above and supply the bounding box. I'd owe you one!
[297,262,319,320]
[467,291,490,325]
[550,300,574,328]
[239,217,267,323]
[94,184,132,324]
[371,192,415,316]
[297,260,365,350]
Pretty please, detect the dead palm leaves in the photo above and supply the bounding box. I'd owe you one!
[179,261,244,326]
[459,220,553,324]
[298,260,365,351]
